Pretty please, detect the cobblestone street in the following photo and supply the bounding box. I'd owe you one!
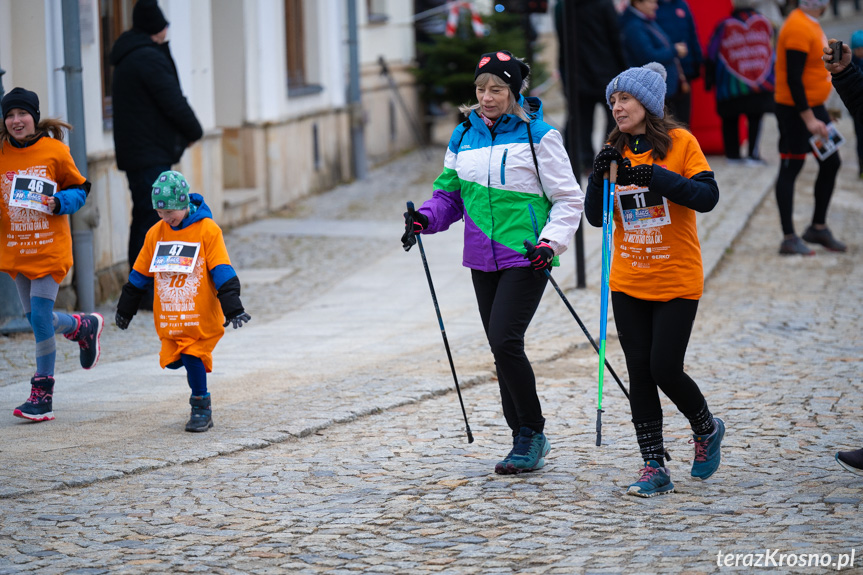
[0,103,861,572]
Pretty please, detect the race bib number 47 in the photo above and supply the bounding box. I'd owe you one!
[617,185,671,231]
[149,241,201,274]
[9,175,57,214]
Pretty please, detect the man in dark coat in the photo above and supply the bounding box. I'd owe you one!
[554,0,627,173]
[110,0,203,273]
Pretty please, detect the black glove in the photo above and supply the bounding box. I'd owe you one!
[401,210,429,251]
[217,276,248,329]
[617,162,654,187]
[115,311,132,330]
[592,146,624,179]
[524,240,554,273]
[223,311,251,329]
[116,281,146,330]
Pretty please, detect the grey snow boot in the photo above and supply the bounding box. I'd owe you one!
[185,394,213,432]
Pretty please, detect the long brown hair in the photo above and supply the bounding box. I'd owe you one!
[606,106,687,160]
[0,117,73,148]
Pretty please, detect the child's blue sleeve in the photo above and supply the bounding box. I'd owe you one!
[129,269,153,289]
[210,264,237,290]
[53,186,88,215]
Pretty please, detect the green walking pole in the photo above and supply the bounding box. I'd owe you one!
[597,161,617,446]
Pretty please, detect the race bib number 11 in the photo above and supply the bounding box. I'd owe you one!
[149,241,201,274]
[9,175,57,214]
[617,185,671,231]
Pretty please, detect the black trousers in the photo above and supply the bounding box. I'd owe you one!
[125,164,171,268]
[472,267,547,434]
[612,291,706,424]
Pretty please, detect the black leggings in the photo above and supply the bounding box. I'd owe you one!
[775,154,841,236]
[472,267,547,434]
[611,292,706,423]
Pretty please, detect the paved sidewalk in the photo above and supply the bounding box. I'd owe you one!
[1,108,862,571]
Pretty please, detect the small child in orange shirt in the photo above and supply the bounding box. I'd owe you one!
[115,170,250,432]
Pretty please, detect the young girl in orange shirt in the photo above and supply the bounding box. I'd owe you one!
[1,88,103,422]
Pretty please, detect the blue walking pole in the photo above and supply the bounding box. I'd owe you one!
[597,161,617,446]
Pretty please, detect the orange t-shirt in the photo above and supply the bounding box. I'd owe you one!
[611,129,711,301]
[0,138,86,283]
[774,8,832,107]
[133,216,233,372]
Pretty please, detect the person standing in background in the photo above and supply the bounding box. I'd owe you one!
[822,37,863,475]
[110,0,203,302]
[705,0,775,164]
[619,0,688,117]
[554,0,627,173]
[773,0,846,255]
[656,0,704,125]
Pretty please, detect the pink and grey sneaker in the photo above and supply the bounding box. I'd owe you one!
[627,460,674,498]
[64,313,104,369]
[13,376,55,422]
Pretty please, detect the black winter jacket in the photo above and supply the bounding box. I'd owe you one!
[554,0,627,99]
[832,63,863,125]
[110,29,203,172]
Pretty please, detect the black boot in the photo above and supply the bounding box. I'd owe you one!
[185,394,213,432]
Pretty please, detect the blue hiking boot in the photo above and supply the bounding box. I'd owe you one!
[13,376,55,422]
[185,394,213,432]
[627,460,674,498]
[494,434,518,474]
[64,313,104,370]
[690,417,725,480]
[495,426,550,474]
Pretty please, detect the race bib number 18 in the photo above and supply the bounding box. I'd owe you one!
[617,185,671,231]
[149,241,201,274]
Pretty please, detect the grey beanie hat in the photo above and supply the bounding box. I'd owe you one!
[606,62,668,119]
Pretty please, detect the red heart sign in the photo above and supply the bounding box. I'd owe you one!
[5,171,15,182]
[496,51,511,61]
[478,56,491,68]
[718,15,773,88]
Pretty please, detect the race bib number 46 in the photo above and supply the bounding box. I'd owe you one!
[149,241,201,274]
[617,185,671,231]
[9,175,57,214]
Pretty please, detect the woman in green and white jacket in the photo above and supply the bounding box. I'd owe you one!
[403,50,583,474]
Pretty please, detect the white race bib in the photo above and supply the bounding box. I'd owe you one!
[617,185,671,231]
[149,241,201,274]
[9,175,57,214]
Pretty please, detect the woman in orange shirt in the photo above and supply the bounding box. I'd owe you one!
[1,88,103,423]
[585,63,724,497]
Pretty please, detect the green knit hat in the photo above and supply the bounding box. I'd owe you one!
[151,170,190,210]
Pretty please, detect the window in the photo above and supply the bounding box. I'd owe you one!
[99,0,134,130]
[285,0,306,89]
[367,0,388,24]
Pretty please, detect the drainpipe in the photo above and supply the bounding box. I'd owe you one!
[347,0,368,180]
[62,0,98,312]
[0,65,32,333]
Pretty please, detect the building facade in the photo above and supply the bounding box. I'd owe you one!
[0,0,420,305]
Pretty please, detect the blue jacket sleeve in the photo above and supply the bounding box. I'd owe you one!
[210,263,237,290]
[129,269,153,289]
[53,186,88,215]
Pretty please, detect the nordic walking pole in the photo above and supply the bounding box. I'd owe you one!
[597,161,618,446]
[404,201,474,443]
[525,207,629,400]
